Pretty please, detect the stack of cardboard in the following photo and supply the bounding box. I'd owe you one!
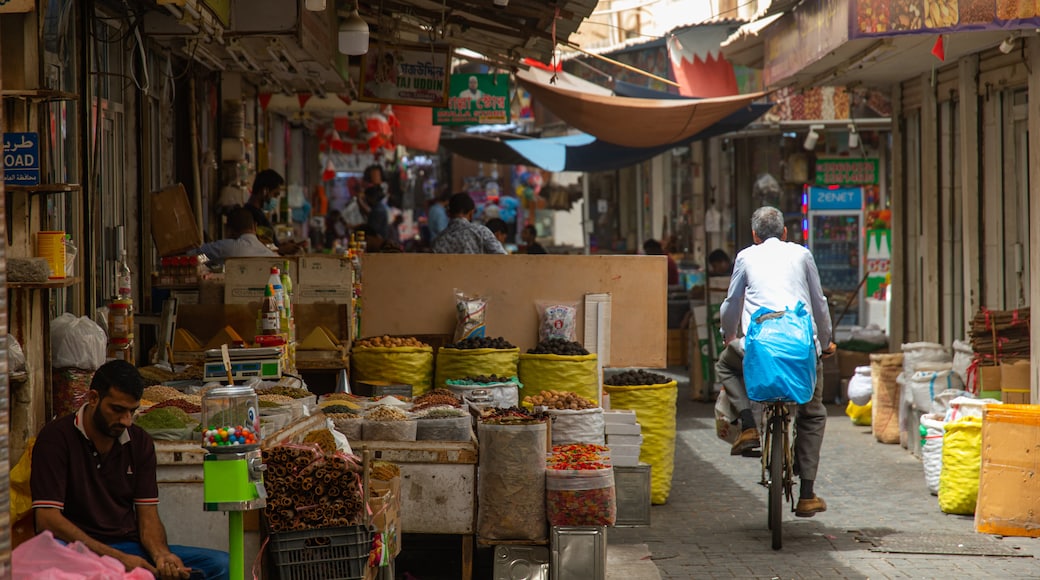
[604,410,642,467]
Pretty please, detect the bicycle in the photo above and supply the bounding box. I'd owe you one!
[758,399,795,550]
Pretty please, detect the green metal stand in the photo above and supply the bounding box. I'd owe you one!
[229,511,244,580]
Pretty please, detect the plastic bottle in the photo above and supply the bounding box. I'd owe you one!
[267,266,285,319]
[260,285,280,335]
[116,250,132,299]
[280,261,294,339]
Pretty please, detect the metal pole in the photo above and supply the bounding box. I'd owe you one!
[582,173,590,255]
[635,163,644,252]
[228,511,244,580]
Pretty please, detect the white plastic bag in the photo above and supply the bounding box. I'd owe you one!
[7,335,26,373]
[548,407,604,445]
[847,366,873,406]
[920,413,946,495]
[50,313,107,370]
[536,301,578,343]
[343,196,366,227]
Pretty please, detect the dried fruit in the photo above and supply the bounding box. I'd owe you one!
[527,339,589,356]
[523,390,596,410]
[604,370,670,386]
[355,335,429,349]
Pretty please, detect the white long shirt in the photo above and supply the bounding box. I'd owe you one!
[194,233,276,265]
[719,237,833,351]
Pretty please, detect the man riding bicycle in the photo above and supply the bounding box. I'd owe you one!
[716,206,836,518]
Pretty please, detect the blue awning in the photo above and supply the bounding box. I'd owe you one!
[505,103,771,172]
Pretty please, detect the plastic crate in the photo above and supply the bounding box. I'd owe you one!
[269,525,371,580]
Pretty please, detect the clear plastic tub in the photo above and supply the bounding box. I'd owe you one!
[362,419,417,441]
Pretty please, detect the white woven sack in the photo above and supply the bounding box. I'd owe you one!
[944,396,1001,422]
[920,413,946,495]
[548,407,605,446]
[951,340,973,385]
[909,369,964,413]
[901,342,951,377]
[847,366,873,406]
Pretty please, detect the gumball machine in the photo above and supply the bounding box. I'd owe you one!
[201,385,266,579]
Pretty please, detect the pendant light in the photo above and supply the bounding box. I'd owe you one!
[339,4,369,56]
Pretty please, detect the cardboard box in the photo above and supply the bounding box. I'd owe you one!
[296,255,352,304]
[369,476,401,556]
[975,405,1040,537]
[606,433,643,447]
[604,422,641,435]
[603,410,637,424]
[224,257,299,304]
[151,184,202,257]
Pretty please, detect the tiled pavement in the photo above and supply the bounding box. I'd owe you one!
[608,368,1040,579]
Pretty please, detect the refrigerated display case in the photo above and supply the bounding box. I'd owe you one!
[804,186,864,329]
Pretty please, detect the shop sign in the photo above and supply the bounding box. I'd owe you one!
[3,132,40,186]
[0,0,33,13]
[433,74,511,126]
[853,1,1040,37]
[815,158,879,185]
[808,186,863,211]
[359,43,451,108]
[763,0,850,87]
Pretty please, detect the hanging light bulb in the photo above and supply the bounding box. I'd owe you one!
[848,125,860,150]
[305,0,326,11]
[339,6,369,56]
[803,127,820,151]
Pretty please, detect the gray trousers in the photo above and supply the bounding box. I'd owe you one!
[715,343,827,481]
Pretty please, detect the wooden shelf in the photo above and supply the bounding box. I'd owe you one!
[8,276,81,289]
[6,183,81,195]
[1,89,78,102]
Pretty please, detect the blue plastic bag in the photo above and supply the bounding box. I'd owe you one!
[744,302,817,404]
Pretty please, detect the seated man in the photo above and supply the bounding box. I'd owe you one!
[31,360,229,579]
[193,206,276,265]
[715,206,835,519]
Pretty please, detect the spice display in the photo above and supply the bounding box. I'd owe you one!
[259,399,285,409]
[960,0,995,23]
[527,339,588,356]
[150,398,202,414]
[926,0,958,27]
[365,406,410,421]
[415,407,468,419]
[545,467,616,526]
[262,445,365,533]
[370,460,400,481]
[303,429,337,455]
[355,336,429,348]
[857,0,889,33]
[135,407,191,430]
[256,385,313,399]
[477,421,547,541]
[259,394,295,405]
[996,0,1035,20]
[604,370,670,386]
[479,406,549,425]
[889,1,921,30]
[142,386,185,403]
[445,336,515,350]
[549,444,610,468]
[327,413,363,441]
[320,404,359,415]
[523,390,596,410]
[411,390,462,412]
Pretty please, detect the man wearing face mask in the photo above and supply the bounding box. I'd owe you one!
[244,169,303,256]
[31,360,229,579]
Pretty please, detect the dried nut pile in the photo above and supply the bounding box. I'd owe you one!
[257,386,313,399]
[527,339,589,356]
[262,445,364,533]
[524,390,596,410]
[411,389,462,412]
[456,374,513,384]
[355,335,429,348]
[142,386,185,403]
[365,405,410,421]
[149,398,202,414]
[960,0,995,23]
[604,370,670,386]
[259,394,295,405]
[445,336,515,350]
[479,406,548,425]
[926,0,958,27]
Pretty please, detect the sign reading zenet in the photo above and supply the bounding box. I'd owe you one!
[3,132,40,186]
[808,186,862,210]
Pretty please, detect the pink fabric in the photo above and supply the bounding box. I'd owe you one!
[13,531,153,580]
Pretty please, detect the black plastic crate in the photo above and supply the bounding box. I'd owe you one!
[269,525,371,580]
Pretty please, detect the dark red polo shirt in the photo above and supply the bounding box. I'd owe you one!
[30,405,160,544]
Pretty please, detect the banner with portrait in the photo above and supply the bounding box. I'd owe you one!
[359,43,452,108]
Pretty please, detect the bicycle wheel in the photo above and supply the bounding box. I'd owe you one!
[769,415,783,550]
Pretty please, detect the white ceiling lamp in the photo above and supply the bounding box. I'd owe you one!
[494,0,509,6]
[999,35,1015,54]
[339,4,369,56]
[803,124,824,151]
[848,124,860,149]
[305,0,326,11]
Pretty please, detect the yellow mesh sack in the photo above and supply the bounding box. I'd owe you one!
[845,400,872,426]
[603,380,678,505]
[518,353,599,403]
[434,347,520,391]
[352,345,434,396]
[938,416,983,515]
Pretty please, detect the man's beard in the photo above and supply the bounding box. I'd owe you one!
[93,405,124,439]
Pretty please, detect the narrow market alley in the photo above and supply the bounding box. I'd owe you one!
[606,369,1040,580]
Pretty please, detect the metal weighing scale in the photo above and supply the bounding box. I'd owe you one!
[201,384,267,579]
[202,347,282,383]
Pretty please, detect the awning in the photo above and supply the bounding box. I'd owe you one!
[719,13,782,68]
[505,103,772,172]
[440,135,536,166]
[516,69,766,148]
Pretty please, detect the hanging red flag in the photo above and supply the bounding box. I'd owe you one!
[337,93,352,106]
[258,93,273,111]
[931,35,945,61]
[333,117,350,132]
[297,93,313,109]
[322,158,336,182]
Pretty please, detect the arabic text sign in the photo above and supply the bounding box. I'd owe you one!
[358,43,451,108]
[816,158,879,185]
[809,186,863,211]
[434,74,511,125]
[4,132,40,186]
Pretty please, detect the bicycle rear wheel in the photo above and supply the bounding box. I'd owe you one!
[769,415,783,550]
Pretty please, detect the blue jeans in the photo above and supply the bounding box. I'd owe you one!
[108,541,229,580]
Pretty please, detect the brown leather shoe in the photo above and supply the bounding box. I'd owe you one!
[795,495,827,517]
[730,428,760,456]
